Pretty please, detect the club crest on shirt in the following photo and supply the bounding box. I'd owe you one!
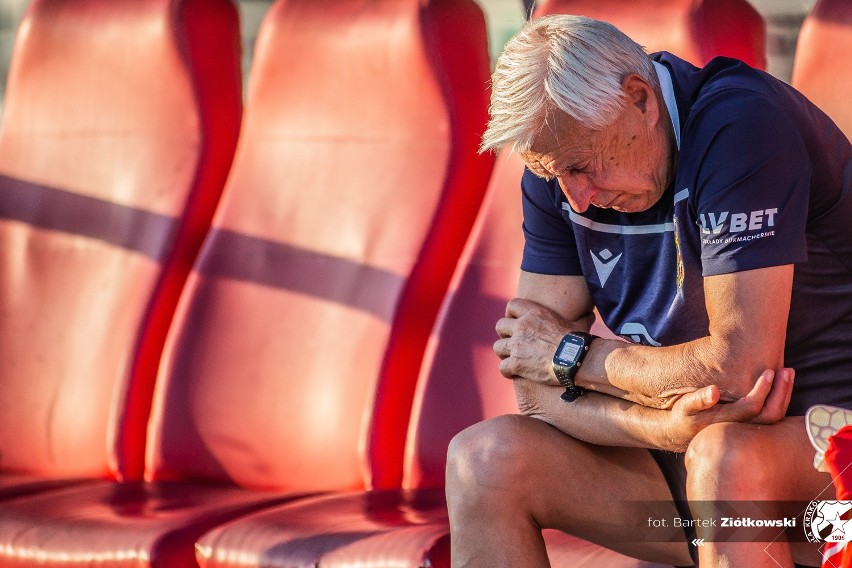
[674,215,684,288]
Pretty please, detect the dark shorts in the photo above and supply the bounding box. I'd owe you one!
[649,449,816,568]
[649,449,697,566]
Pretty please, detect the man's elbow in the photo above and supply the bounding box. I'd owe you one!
[712,353,780,402]
[683,339,779,402]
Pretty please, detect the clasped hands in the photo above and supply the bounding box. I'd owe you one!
[493,298,794,445]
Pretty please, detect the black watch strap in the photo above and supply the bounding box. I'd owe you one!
[560,385,586,403]
[553,331,596,402]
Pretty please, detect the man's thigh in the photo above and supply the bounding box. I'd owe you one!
[459,414,694,566]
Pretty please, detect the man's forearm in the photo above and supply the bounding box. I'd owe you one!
[514,368,793,453]
[496,296,784,411]
[514,378,679,450]
[578,335,778,409]
[575,268,791,408]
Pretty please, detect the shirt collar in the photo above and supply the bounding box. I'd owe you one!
[653,60,681,150]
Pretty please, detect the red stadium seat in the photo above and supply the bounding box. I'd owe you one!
[192,150,526,568]
[193,151,664,568]
[791,0,852,140]
[0,0,241,496]
[0,0,493,565]
[146,0,492,495]
[534,0,767,70]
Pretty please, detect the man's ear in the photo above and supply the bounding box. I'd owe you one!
[622,73,660,125]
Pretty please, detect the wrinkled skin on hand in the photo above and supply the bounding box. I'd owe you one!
[493,298,593,385]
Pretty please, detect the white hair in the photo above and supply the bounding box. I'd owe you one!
[480,14,659,153]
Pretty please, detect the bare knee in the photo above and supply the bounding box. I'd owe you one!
[686,422,770,500]
[446,415,544,509]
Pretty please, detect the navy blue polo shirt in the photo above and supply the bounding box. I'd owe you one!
[520,52,852,415]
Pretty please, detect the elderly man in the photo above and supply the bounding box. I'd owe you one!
[446,14,852,568]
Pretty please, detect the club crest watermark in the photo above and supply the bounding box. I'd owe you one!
[804,500,852,544]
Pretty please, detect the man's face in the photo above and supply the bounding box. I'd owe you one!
[520,75,673,214]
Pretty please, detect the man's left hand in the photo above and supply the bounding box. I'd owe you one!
[494,298,591,384]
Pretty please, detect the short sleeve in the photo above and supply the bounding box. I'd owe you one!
[688,92,810,276]
[519,168,583,275]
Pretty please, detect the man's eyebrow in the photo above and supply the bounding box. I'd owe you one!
[524,156,573,182]
[525,160,555,181]
[531,169,558,183]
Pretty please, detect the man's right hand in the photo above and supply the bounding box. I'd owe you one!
[663,368,795,452]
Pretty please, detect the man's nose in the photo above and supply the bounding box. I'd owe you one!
[557,174,596,213]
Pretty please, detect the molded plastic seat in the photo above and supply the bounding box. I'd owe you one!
[146,0,492,493]
[535,0,767,69]
[791,0,852,139]
[0,0,241,495]
[0,0,493,565]
[193,151,664,567]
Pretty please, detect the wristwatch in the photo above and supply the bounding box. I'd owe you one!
[552,332,596,402]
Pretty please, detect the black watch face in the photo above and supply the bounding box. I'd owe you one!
[555,334,584,366]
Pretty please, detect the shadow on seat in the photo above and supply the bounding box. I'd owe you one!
[0,0,241,498]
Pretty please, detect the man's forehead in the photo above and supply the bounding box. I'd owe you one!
[522,125,594,167]
[527,113,593,157]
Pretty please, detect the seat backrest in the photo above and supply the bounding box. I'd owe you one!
[144,0,493,492]
[534,0,766,69]
[791,0,852,140]
[403,150,525,489]
[0,0,241,482]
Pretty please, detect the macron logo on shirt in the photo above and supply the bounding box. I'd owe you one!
[591,248,622,287]
[619,322,662,346]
